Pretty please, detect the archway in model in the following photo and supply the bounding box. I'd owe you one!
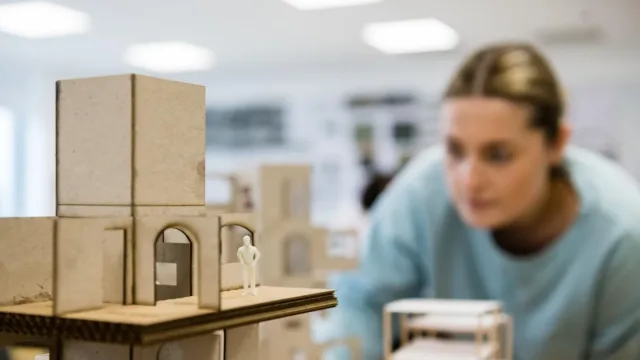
[154,228,193,302]
[220,223,254,264]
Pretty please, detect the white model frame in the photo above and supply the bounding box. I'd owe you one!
[383,299,506,360]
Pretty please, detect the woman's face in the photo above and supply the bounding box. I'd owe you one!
[441,97,566,229]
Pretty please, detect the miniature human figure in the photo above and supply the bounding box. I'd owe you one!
[237,235,260,296]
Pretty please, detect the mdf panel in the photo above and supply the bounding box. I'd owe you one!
[259,165,311,228]
[225,324,259,360]
[0,217,54,306]
[54,218,104,315]
[56,75,133,207]
[132,75,206,206]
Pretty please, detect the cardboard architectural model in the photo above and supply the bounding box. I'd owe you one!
[384,298,513,360]
[206,165,360,359]
[0,74,337,359]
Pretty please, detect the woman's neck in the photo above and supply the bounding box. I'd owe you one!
[492,177,579,256]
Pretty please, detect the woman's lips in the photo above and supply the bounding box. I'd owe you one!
[467,198,495,211]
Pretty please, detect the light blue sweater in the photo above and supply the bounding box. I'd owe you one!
[322,146,640,360]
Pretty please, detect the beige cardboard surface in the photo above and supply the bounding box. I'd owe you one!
[0,217,55,306]
[259,165,311,227]
[56,75,133,206]
[135,332,220,360]
[133,75,206,206]
[54,218,104,315]
[134,216,220,309]
[0,287,333,325]
[225,324,259,360]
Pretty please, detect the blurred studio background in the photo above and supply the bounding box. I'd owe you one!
[0,0,639,224]
[0,0,639,358]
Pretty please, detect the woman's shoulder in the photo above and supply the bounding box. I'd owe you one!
[567,146,640,236]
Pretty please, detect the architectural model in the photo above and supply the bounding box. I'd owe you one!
[206,165,361,358]
[206,166,515,359]
[383,298,513,360]
[256,165,362,359]
[0,74,337,359]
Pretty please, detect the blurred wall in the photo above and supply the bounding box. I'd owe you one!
[0,62,56,217]
[0,48,639,220]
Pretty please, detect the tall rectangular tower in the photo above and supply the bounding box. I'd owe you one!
[56,74,206,217]
[258,165,311,230]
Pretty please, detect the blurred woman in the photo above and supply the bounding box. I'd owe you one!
[325,43,640,359]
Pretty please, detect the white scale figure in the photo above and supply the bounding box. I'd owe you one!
[237,235,261,296]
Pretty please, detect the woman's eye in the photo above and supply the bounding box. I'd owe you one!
[447,144,463,160]
[486,148,512,163]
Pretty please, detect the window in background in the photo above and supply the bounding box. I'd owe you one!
[0,106,16,216]
[205,104,285,149]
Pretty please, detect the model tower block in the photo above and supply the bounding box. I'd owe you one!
[257,165,361,359]
[0,74,337,359]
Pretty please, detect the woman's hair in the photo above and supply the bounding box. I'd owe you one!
[444,43,566,176]
[360,172,394,211]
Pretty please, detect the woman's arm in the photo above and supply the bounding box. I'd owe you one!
[588,234,640,359]
[322,177,429,359]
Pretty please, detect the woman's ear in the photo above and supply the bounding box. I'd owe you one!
[550,121,572,164]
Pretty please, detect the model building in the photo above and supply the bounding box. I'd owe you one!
[0,74,337,359]
[205,165,362,358]
[237,165,363,359]
[383,298,512,360]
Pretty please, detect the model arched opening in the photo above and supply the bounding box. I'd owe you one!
[284,234,311,276]
[154,228,193,302]
[220,223,254,264]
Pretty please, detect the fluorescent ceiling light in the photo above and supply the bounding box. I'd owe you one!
[0,1,90,39]
[123,41,215,73]
[282,0,382,10]
[362,18,459,54]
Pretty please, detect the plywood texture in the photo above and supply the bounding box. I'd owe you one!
[56,74,205,211]
[54,218,104,315]
[0,217,54,306]
[0,287,337,345]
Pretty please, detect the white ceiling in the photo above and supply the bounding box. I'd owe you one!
[0,0,638,77]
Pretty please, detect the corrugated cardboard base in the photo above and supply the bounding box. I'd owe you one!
[0,287,336,346]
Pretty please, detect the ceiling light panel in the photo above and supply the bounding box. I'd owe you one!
[0,1,90,39]
[123,41,216,73]
[363,18,459,54]
[282,0,382,10]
